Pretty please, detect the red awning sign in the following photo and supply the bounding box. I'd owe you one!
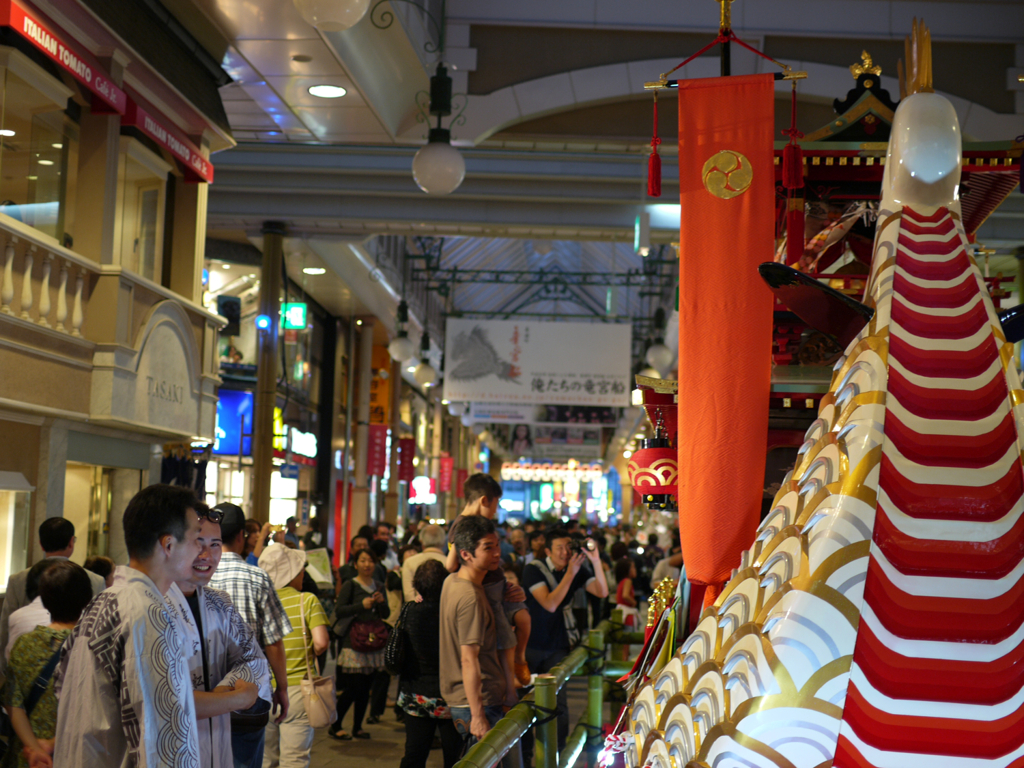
[0,0,126,114]
[123,101,213,183]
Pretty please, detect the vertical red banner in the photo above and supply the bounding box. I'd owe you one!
[677,74,775,590]
[366,424,389,477]
[397,438,416,483]
[439,456,455,493]
[456,468,469,498]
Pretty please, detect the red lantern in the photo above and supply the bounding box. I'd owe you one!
[627,445,678,496]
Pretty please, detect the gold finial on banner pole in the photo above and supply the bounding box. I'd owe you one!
[716,0,735,33]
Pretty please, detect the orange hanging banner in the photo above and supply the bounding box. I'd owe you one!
[676,73,774,590]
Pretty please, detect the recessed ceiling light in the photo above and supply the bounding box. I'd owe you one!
[37,160,54,166]
[51,143,62,149]
[303,267,326,275]
[0,129,14,137]
[27,175,37,180]
[308,84,347,99]
[221,263,231,269]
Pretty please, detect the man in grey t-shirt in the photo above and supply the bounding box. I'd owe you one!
[439,515,521,768]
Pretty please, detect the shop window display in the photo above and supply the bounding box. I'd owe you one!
[0,486,31,585]
[0,52,79,243]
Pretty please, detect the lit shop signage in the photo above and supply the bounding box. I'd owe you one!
[123,101,214,183]
[409,476,437,505]
[500,461,603,483]
[282,303,308,330]
[0,0,127,113]
[272,407,318,462]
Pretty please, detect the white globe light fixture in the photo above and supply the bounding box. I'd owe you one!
[448,401,462,417]
[388,300,418,362]
[414,361,438,387]
[293,0,370,31]
[412,64,465,195]
[413,330,438,387]
[413,129,465,195]
[460,414,473,427]
[645,341,674,375]
[644,307,674,376]
[388,331,417,362]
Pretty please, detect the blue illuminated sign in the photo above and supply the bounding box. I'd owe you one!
[213,390,254,456]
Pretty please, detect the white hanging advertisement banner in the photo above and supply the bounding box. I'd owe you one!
[443,319,631,406]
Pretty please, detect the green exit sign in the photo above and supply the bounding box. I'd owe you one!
[282,303,308,330]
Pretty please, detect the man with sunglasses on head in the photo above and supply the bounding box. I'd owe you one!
[53,484,206,767]
[163,503,272,768]
[208,503,292,768]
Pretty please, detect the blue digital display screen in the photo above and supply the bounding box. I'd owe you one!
[213,390,253,456]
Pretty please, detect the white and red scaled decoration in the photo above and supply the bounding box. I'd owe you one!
[620,21,1024,768]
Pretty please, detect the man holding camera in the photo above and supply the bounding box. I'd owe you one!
[521,528,608,755]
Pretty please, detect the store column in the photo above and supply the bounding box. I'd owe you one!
[350,320,374,529]
[75,51,128,264]
[251,221,285,523]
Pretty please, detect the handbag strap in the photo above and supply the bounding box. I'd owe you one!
[298,592,316,683]
[24,644,63,717]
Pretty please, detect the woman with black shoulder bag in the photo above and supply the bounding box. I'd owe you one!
[328,548,389,740]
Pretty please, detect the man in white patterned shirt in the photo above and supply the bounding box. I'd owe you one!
[209,503,292,768]
[53,484,204,768]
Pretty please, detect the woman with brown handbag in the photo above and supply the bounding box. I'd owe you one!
[329,548,390,740]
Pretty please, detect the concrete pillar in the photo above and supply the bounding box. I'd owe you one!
[106,467,139,566]
[350,320,375,530]
[166,151,210,302]
[251,222,285,524]
[75,112,120,264]
[73,53,126,265]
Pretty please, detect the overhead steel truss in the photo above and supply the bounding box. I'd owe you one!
[411,264,676,288]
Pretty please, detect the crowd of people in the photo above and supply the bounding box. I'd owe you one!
[0,476,682,768]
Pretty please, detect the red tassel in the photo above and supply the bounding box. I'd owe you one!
[783,142,804,189]
[648,151,662,197]
[782,81,805,190]
[648,90,662,197]
[787,196,805,264]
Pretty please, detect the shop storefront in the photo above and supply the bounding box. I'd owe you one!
[0,0,229,573]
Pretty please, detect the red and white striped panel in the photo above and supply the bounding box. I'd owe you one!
[835,207,1024,768]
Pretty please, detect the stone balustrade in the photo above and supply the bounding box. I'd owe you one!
[0,214,97,338]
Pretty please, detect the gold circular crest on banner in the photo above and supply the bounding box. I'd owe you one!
[702,150,753,199]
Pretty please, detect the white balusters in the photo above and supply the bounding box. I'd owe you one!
[37,254,52,327]
[71,270,84,337]
[19,247,34,320]
[54,260,68,332]
[1,242,13,314]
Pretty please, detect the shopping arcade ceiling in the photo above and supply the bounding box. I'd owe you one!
[192,0,1023,355]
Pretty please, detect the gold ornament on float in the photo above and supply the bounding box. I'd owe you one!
[701,149,753,199]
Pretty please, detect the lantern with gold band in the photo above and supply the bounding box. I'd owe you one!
[629,375,679,510]
[627,434,677,510]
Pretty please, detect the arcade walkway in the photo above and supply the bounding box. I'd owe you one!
[309,675,595,768]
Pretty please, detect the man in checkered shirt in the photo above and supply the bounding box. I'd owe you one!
[209,503,293,768]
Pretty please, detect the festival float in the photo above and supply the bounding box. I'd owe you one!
[612,15,1024,768]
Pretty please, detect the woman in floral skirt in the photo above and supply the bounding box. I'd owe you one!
[398,559,462,768]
